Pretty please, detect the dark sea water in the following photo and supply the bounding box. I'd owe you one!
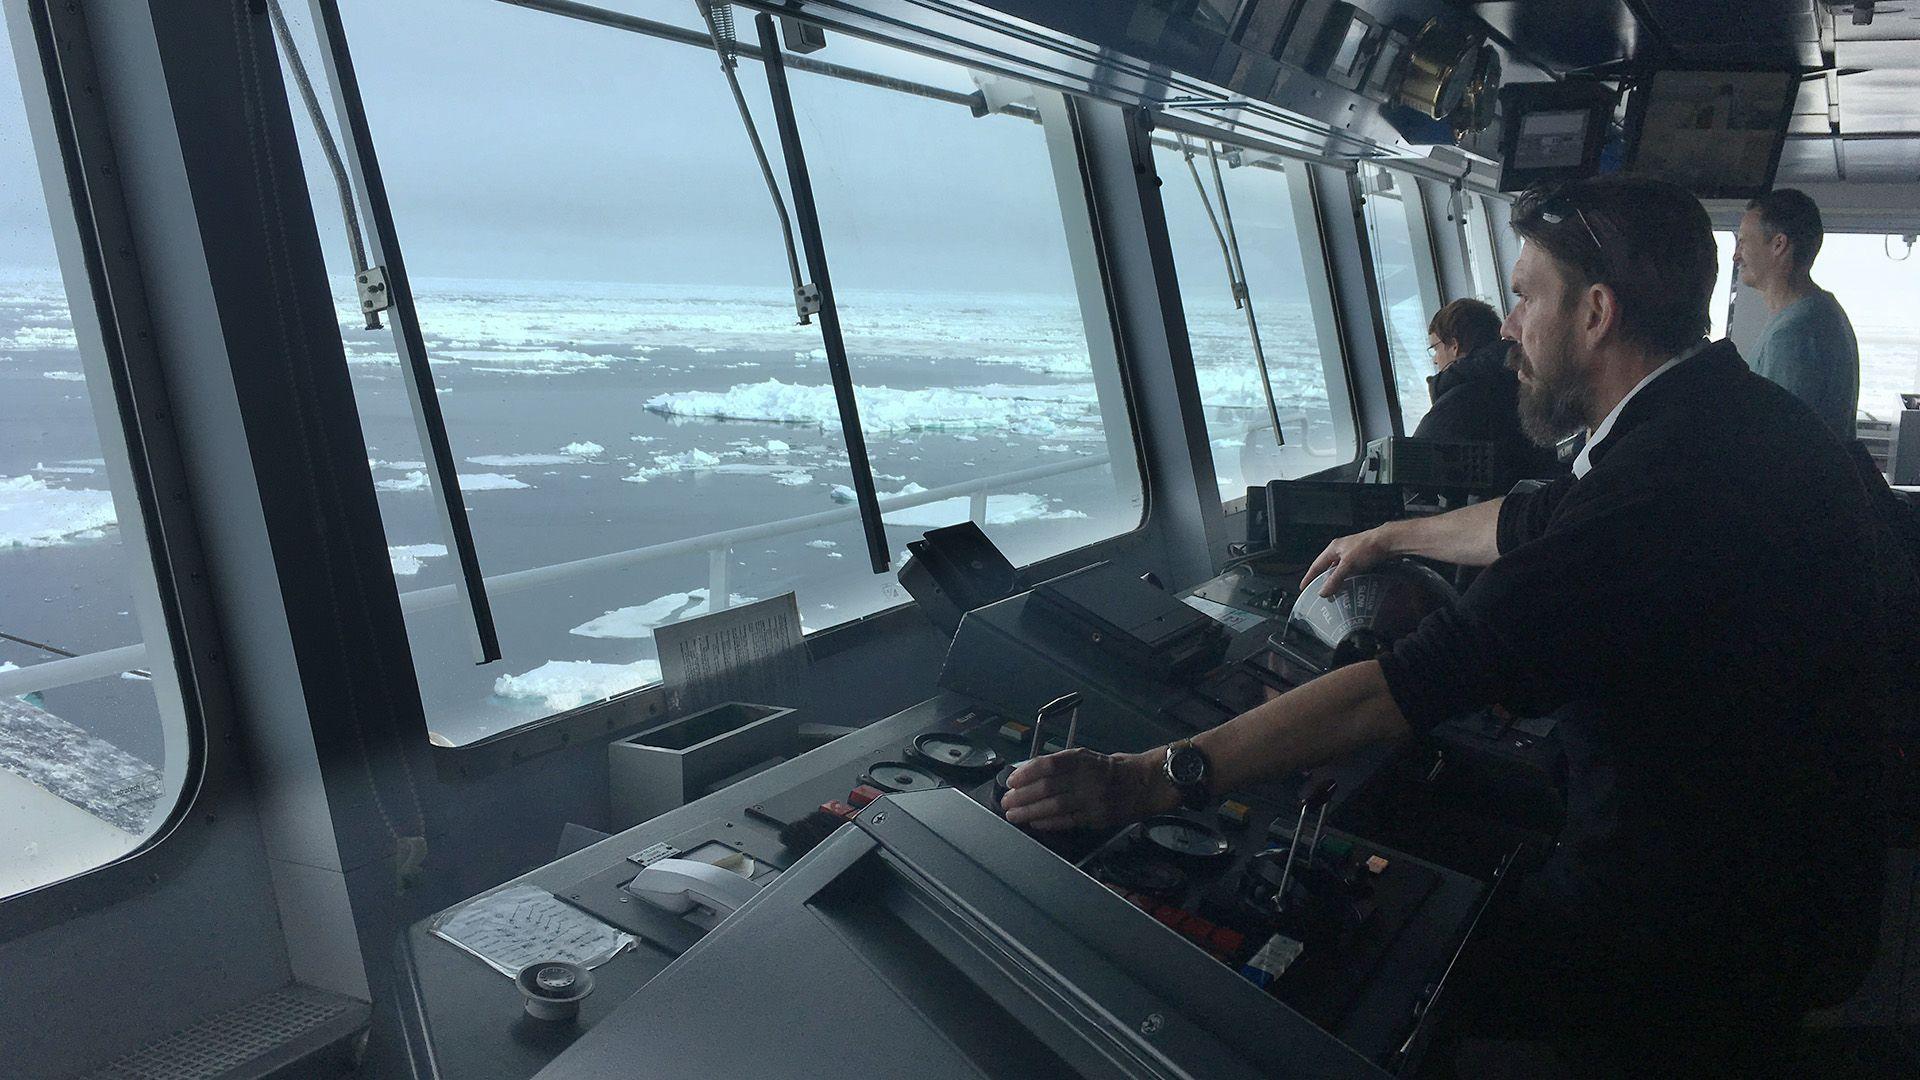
[4,275,1346,761]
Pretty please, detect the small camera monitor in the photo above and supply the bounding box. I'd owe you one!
[1496,81,1617,191]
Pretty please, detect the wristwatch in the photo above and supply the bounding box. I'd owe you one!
[1162,740,1213,810]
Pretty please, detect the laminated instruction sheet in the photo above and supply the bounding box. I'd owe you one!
[429,884,635,978]
[654,591,808,715]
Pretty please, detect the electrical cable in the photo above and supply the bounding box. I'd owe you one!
[264,0,382,329]
[697,1,811,323]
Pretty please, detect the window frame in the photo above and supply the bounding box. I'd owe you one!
[1145,118,1363,515]
[0,0,239,941]
[293,3,1157,770]
[1360,162,1446,436]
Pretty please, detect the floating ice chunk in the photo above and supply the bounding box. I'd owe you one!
[459,473,527,491]
[827,552,843,558]
[41,370,85,382]
[388,543,448,576]
[440,348,632,371]
[621,448,726,484]
[375,471,430,492]
[1037,444,1071,453]
[806,540,837,549]
[492,659,663,712]
[0,475,116,547]
[33,464,96,475]
[829,481,927,504]
[773,470,813,486]
[563,441,604,456]
[889,493,1087,527]
[569,588,758,639]
[3,325,78,350]
[466,454,574,466]
[374,471,529,492]
[645,378,1089,436]
[628,435,658,443]
[976,352,1090,376]
[572,591,699,638]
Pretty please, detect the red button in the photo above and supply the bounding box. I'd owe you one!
[817,800,858,822]
[848,785,884,808]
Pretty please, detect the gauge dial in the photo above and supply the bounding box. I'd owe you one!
[863,760,943,794]
[910,732,1003,773]
[1141,816,1230,860]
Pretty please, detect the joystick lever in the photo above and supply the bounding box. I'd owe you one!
[1030,692,1081,760]
[1273,777,1337,913]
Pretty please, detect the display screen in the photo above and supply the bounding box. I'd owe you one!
[1513,109,1592,169]
[1627,70,1797,198]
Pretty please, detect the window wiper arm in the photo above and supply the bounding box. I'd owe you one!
[1177,135,1286,449]
[697,1,818,324]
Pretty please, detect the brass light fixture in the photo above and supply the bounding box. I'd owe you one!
[1394,17,1484,120]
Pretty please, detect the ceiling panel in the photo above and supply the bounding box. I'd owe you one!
[1466,1,1639,69]
[1836,41,1920,133]
[1775,137,1844,184]
[1838,137,1920,182]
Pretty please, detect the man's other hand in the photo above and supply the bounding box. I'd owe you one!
[1303,525,1396,596]
[1001,748,1178,832]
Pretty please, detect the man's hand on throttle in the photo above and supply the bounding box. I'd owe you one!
[1001,748,1179,832]
[1302,525,1397,596]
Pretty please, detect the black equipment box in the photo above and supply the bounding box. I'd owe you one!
[1026,561,1229,683]
[1251,480,1406,562]
[897,521,1022,635]
[1361,436,1494,494]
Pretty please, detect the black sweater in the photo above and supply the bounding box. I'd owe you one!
[1412,341,1564,491]
[1379,340,1892,1018]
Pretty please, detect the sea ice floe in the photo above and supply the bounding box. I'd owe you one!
[826,482,1086,527]
[374,471,530,492]
[466,454,575,467]
[0,475,115,547]
[492,659,663,712]
[644,379,1093,437]
[568,587,756,640]
[41,370,85,382]
[2,325,78,351]
[563,441,605,456]
[806,540,837,549]
[388,544,449,576]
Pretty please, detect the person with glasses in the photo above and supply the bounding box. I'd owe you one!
[1003,176,1895,1076]
[1418,297,1566,492]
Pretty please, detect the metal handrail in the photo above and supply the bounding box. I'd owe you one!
[0,452,1112,699]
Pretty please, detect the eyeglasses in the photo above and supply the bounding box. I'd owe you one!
[1519,185,1607,259]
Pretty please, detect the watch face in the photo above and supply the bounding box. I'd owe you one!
[1169,747,1207,786]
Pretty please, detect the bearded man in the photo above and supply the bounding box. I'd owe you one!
[1002,177,1892,1077]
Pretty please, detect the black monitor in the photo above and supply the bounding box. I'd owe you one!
[1496,81,1617,191]
[1623,69,1799,199]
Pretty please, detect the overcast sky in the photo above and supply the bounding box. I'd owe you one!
[0,1,1110,295]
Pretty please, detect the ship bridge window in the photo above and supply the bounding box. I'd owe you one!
[0,29,190,899]
[1361,163,1441,434]
[1805,233,1920,435]
[1152,136,1356,504]
[1709,229,1735,340]
[274,2,1143,745]
[1460,192,1507,315]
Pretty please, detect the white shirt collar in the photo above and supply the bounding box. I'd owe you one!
[1571,339,1710,478]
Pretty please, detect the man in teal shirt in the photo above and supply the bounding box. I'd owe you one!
[1734,188,1860,439]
